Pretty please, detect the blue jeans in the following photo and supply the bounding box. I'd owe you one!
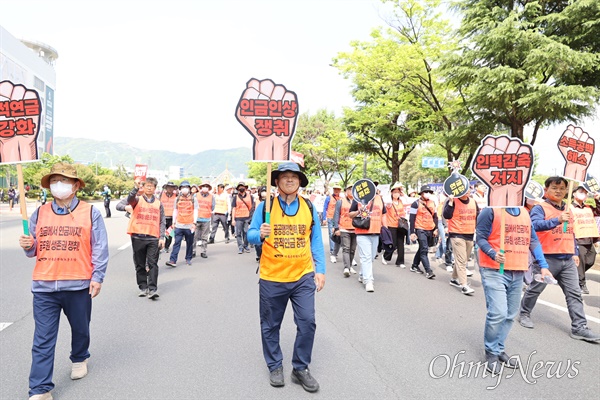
[30,289,92,397]
[259,273,316,371]
[357,234,378,283]
[480,267,523,355]
[327,219,340,256]
[170,227,194,263]
[435,220,446,258]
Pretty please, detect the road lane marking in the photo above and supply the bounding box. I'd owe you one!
[118,242,131,250]
[0,323,13,332]
[537,299,600,324]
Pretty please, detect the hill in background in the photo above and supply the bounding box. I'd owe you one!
[54,137,252,178]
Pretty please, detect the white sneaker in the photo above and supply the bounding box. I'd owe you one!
[358,275,363,283]
[71,359,88,380]
[461,285,475,295]
[381,258,388,265]
[343,267,350,277]
[330,255,337,263]
[400,264,406,269]
[352,259,357,266]
[365,281,374,292]
[29,393,53,400]
[446,265,453,272]
[350,267,357,274]
[466,269,474,277]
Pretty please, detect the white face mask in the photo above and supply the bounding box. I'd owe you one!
[201,187,209,193]
[50,181,74,200]
[575,192,587,201]
[422,193,431,200]
[181,187,190,195]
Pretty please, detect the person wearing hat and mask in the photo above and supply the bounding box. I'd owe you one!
[165,181,198,267]
[408,185,438,279]
[159,182,178,252]
[18,162,109,400]
[332,184,358,276]
[570,186,600,294]
[248,162,325,392]
[193,181,215,258]
[231,182,255,254]
[100,185,112,218]
[323,185,342,263]
[384,182,408,268]
[209,183,231,244]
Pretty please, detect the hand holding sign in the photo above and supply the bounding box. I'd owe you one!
[558,125,595,182]
[235,78,298,161]
[472,135,533,207]
[0,81,41,163]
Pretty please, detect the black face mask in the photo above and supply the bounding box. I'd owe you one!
[238,189,245,193]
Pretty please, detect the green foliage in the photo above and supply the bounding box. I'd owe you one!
[246,162,277,185]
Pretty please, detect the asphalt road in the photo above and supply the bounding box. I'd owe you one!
[1,201,599,400]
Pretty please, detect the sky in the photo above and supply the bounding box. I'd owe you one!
[1,0,598,177]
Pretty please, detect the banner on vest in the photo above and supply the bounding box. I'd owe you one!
[0,80,42,165]
[557,125,595,182]
[235,78,299,162]
[471,135,534,207]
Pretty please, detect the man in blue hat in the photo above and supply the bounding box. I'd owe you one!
[248,162,325,393]
[166,181,198,267]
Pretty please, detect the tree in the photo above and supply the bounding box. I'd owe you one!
[445,0,600,144]
[247,162,278,186]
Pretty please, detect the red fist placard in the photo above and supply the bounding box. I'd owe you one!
[0,80,42,164]
[471,135,534,207]
[235,78,298,161]
[557,125,595,182]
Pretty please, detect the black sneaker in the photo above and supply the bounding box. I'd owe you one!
[291,368,319,393]
[165,261,176,267]
[148,290,159,300]
[485,352,503,376]
[410,266,424,274]
[425,272,436,279]
[449,278,461,288]
[570,327,600,343]
[201,253,208,258]
[580,284,589,295]
[192,251,197,258]
[269,366,284,387]
[498,352,519,369]
[208,239,215,244]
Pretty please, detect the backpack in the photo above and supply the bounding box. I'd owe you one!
[262,196,315,230]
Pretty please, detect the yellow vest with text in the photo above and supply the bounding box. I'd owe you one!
[570,204,600,239]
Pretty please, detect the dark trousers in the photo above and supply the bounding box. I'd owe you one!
[170,228,195,263]
[164,217,173,250]
[29,289,91,396]
[520,257,587,332]
[385,227,407,265]
[341,231,357,270]
[103,199,111,218]
[259,273,316,372]
[210,213,230,241]
[132,236,159,291]
[577,243,597,286]
[412,229,433,273]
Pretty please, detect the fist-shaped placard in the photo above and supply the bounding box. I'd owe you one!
[235,78,298,161]
[0,80,41,164]
[557,125,595,182]
[471,135,534,207]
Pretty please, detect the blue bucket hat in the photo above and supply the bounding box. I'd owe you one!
[179,180,191,189]
[271,162,309,187]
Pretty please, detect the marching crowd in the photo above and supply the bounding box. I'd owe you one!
[16,161,600,399]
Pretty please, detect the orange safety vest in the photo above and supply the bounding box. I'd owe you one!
[447,198,477,234]
[386,200,405,228]
[355,196,384,235]
[339,197,354,231]
[160,192,176,217]
[33,201,94,281]
[176,195,195,225]
[234,194,253,219]
[260,197,314,282]
[414,199,436,231]
[196,193,213,219]
[536,202,575,255]
[478,208,530,271]
[326,195,338,219]
[214,192,229,214]
[127,196,161,238]
[571,204,600,239]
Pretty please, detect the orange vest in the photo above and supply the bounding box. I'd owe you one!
[478,208,530,271]
[33,201,94,281]
[260,197,314,282]
[355,196,384,235]
[127,196,161,238]
[339,197,354,231]
[196,193,213,219]
[176,195,194,225]
[234,194,253,219]
[386,201,405,228]
[571,204,600,239]
[326,195,338,219]
[414,200,436,231]
[160,192,176,217]
[536,202,575,255]
[214,192,229,214]
[447,198,477,234]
